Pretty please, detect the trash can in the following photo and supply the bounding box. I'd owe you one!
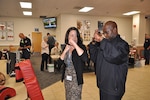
[47,64,54,72]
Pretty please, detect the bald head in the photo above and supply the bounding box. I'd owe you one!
[105,21,117,29]
[103,21,118,39]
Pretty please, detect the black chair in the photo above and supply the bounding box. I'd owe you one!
[7,52,16,76]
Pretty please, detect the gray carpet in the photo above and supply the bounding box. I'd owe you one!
[30,54,94,90]
[30,55,62,90]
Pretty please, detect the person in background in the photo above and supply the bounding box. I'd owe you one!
[40,36,49,71]
[18,33,31,59]
[88,29,101,74]
[51,41,62,71]
[47,33,56,63]
[0,51,2,60]
[51,41,61,55]
[57,27,88,100]
[143,34,150,65]
[89,21,129,100]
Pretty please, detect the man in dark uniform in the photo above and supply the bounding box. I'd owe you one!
[144,34,150,65]
[19,33,31,59]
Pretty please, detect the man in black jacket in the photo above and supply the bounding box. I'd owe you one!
[89,21,129,100]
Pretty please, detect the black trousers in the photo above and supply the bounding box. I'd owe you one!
[100,90,122,100]
[22,50,30,59]
[144,50,150,65]
[41,53,49,71]
[49,45,54,63]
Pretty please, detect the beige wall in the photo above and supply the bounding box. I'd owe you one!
[146,19,150,35]
[0,17,57,46]
[58,14,133,45]
[0,14,138,47]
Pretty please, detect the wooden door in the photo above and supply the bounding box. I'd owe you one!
[32,32,42,53]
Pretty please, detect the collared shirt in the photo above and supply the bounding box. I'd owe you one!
[20,37,31,48]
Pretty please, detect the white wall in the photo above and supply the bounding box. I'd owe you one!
[132,14,148,46]
[132,14,140,46]
[146,19,150,35]
[139,14,146,45]
[0,15,133,46]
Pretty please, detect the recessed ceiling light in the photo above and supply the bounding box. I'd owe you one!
[79,7,94,12]
[123,11,140,16]
[23,11,32,16]
[20,2,32,9]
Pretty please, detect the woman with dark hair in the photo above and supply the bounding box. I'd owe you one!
[57,27,88,100]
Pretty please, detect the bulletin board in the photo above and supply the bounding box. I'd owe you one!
[77,20,91,41]
[0,21,14,41]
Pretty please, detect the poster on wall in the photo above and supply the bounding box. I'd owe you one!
[7,22,14,40]
[0,21,14,41]
[0,21,6,31]
[7,31,14,40]
[0,31,7,40]
[0,21,7,40]
[77,20,91,41]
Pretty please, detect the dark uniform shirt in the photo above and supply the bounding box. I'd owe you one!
[20,37,31,59]
[144,38,150,49]
[143,38,150,65]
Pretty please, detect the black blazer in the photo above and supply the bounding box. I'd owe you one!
[57,44,88,85]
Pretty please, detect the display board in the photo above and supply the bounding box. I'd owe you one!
[0,21,14,41]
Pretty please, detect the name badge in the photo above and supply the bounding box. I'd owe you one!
[66,75,72,81]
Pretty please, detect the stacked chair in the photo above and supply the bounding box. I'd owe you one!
[15,59,44,100]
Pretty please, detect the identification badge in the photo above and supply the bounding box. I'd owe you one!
[66,75,72,81]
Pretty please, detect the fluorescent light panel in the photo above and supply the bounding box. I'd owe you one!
[79,7,94,12]
[20,2,32,8]
[23,11,32,16]
[123,11,140,16]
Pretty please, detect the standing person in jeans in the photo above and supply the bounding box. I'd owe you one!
[144,34,150,65]
[18,33,31,59]
[57,27,88,100]
[40,36,49,71]
[89,21,129,100]
[47,33,56,63]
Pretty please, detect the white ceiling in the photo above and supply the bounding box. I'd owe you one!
[0,0,150,18]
